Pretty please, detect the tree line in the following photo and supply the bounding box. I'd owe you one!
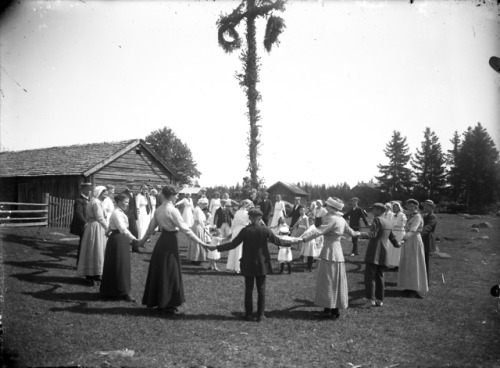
[145,122,499,214]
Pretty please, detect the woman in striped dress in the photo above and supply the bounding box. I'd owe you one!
[298,197,359,319]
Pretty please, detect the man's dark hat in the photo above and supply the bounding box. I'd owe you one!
[81,182,92,188]
[370,203,386,211]
[248,208,263,217]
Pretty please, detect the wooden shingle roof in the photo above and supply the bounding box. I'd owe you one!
[0,139,178,179]
[267,181,309,196]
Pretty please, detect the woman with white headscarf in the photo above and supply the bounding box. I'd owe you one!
[387,201,406,268]
[226,199,253,273]
[77,185,109,285]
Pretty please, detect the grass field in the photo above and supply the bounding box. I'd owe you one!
[1,213,499,368]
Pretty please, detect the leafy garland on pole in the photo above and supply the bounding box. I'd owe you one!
[217,0,286,190]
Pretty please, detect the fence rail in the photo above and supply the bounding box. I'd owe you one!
[48,195,74,228]
[0,193,49,228]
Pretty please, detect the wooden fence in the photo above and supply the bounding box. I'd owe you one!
[0,193,75,228]
[0,193,49,228]
[48,195,74,228]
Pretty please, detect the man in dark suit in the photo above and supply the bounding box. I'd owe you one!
[358,203,400,307]
[207,208,291,322]
[421,199,437,286]
[289,196,303,229]
[155,184,163,207]
[343,197,369,256]
[70,182,92,267]
[258,192,273,226]
[123,182,140,252]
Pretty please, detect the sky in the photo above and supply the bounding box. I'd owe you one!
[1,0,499,188]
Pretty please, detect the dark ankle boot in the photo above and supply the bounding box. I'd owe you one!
[279,263,284,274]
[287,262,292,274]
[307,257,313,271]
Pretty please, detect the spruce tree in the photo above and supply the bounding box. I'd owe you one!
[411,127,447,201]
[455,122,500,213]
[376,130,413,199]
[446,130,463,201]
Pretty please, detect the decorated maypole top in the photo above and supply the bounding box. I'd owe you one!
[216,0,286,189]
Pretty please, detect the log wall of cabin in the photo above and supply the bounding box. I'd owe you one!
[16,175,82,202]
[93,148,176,192]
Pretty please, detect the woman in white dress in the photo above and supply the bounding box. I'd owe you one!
[383,203,394,222]
[175,193,194,227]
[269,194,286,233]
[388,201,406,267]
[187,198,209,265]
[208,192,221,226]
[77,186,109,285]
[136,185,151,239]
[313,200,328,255]
[397,199,428,298]
[101,184,115,226]
[226,199,253,273]
[150,189,158,221]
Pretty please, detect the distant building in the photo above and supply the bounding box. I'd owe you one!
[266,181,309,206]
[351,181,382,206]
[0,139,179,203]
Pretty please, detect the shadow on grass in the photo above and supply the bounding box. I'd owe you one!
[348,288,410,307]
[344,258,364,274]
[45,297,322,321]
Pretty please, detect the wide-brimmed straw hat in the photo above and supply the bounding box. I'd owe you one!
[423,199,436,208]
[324,197,344,211]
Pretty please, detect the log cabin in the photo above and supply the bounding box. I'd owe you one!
[0,139,179,203]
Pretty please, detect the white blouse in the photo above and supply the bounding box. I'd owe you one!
[109,208,136,241]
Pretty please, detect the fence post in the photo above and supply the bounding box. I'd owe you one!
[44,193,49,227]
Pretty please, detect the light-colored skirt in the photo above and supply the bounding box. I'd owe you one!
[300,237,322,257]
[387,244,401,268]
[397,235,428,292]
[314,259,348,310]
[207,236,221,261]
[77,220,107,276]
[226,245,242,272]
[277,247,292,262]
[187,224,206,262]
[137,207,151,239]
[218,223,232,239]
[182,207,194,227]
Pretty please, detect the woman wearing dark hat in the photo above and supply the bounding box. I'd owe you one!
[397,199,428,298]
[100,193,138,301]
[296,197,360,319]
[138,185,209,315]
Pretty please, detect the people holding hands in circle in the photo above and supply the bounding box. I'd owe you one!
[290,197,360,319]
[138,185,210,315]
[203,208,293,322]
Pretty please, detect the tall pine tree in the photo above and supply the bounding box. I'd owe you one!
[376,130,413,200]
[411,127,447,201]
[446,130,463,201]
[455,122,500,213]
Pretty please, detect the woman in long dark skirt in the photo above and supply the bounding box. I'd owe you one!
[138,185,209,315]
[100,193,138,301]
